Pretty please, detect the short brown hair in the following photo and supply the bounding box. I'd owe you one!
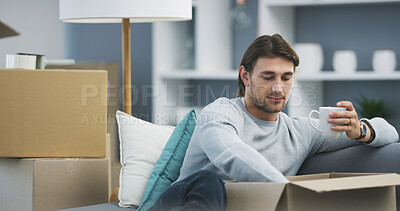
[234,34,299,97]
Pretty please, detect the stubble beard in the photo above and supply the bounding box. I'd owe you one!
[250,86,288,114]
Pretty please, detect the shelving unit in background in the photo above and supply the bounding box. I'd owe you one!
[264,0,400,7]
[159,70,238,80]
[258,0,400,117]
[152,1,237,125]
[295,71,400,81]
[152,0,400,125]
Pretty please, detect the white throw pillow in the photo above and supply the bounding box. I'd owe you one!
[116,110,175,208]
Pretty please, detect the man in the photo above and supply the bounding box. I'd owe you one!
[150,34,399,211]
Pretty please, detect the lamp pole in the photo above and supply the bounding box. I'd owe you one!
[122,18,132,115]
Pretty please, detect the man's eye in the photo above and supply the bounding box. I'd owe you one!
[263,77,273,80]
[282,76,292,81]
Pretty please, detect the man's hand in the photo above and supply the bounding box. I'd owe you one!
[328,101,362,140]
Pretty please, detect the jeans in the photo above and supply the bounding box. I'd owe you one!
[148,170,227,211]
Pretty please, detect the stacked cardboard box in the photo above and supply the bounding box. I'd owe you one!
[0,158,108,211]
[0,69,109,210]
[47,62,123,198]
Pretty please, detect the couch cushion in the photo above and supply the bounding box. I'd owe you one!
[137,108,197,211]
[116,111,175,208]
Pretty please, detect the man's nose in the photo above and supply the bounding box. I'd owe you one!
[272,82,283,93]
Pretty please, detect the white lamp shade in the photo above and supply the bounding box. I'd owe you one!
[59,0,192,23]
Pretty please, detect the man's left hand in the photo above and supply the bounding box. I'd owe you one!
[328,101,361,139]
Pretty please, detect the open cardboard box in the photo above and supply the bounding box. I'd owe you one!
[226,173,400,211]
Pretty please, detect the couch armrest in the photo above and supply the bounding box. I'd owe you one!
[298,142,400,174]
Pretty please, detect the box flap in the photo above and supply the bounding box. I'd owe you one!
[329,172,380,178]
[225,182,286,211]
[291,173,400,193]
[287,173,331,182]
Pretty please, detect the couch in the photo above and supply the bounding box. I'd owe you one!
[61,142,400,211]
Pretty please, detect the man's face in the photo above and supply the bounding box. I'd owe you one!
[245,57,295,114]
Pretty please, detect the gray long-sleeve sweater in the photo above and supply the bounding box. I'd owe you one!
[177,97,399,183]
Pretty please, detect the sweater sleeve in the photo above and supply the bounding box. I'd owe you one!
[309,117,399,155]
[361,117,399,147]
[196,107,289,183]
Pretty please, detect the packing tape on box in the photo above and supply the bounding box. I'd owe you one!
[6,54,37,69]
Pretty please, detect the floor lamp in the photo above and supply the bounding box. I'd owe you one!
[59,0,192,115]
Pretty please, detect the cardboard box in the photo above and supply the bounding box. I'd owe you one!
[48,63,122,198]
[106,133,122,199]
[0,69,107,157]
[48,63,121,165]
[0,158,109,211]
[46,62,122,127]
[226,173,400,211]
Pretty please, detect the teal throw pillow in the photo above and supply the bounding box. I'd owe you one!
[137,108,197,211]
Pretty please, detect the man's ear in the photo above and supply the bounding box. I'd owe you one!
[239,65,250,86]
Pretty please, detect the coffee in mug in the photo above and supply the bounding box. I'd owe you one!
[308,107,346,139]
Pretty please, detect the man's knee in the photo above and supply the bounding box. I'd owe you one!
[193,170,225,188]
[196,170,221,181]
[181,169,225,193]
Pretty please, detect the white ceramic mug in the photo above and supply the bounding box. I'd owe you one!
[308,107,346,139]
